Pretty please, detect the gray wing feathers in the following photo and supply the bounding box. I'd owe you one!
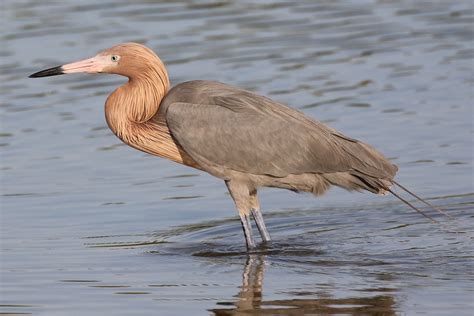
[163,81,397,180]
[167,102,345,177]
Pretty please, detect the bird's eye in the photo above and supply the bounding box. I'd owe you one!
[111,55,119,62]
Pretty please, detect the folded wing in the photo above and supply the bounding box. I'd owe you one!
[161,81,397,181]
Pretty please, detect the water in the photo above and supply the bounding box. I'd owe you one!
[1,0,473,315]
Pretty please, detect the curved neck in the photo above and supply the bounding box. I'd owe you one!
[105,59,169,138]
[103,60,198,167]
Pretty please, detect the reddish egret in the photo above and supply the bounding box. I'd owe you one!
[30,43,448,249]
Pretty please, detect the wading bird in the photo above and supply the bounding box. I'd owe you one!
[30,43,448,249]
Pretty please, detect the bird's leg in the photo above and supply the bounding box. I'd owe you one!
[239,213,256,250]
[251,208,271,243]
[225,180,256,250]
[249,190,271,243]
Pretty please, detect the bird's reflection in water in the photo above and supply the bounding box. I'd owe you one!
[235,255,265,312]
[211,254,397,315]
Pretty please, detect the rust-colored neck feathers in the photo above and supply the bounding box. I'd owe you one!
[104,44,196,167]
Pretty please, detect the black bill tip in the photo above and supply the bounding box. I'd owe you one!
[29,65,64,78]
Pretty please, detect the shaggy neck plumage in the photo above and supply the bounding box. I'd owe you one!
[105,60,169,141]
[104,54,199,167]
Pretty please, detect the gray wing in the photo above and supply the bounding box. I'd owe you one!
[162,81,397,179]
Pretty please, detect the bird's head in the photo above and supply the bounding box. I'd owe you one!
[29,42,166,80]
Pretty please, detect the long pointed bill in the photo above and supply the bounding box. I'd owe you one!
[29,65,64,78]
[29,55,107,78]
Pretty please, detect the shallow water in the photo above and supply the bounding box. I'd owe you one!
[1,0,473,315]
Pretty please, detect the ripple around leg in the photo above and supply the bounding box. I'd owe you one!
[82,194,472,266]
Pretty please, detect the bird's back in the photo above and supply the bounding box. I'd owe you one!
[157,80,397,194]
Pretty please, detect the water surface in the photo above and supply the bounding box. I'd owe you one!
[1,0,473,315]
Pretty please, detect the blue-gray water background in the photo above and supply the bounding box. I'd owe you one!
[1,0,473,315]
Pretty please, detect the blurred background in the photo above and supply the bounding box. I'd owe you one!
[1,0,473,315]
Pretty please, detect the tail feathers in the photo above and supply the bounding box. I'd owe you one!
[393,181,454,219]
[389,182,453,223]
[320,171,452,223]
[322,171,390,194]
[388,188,439,223]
